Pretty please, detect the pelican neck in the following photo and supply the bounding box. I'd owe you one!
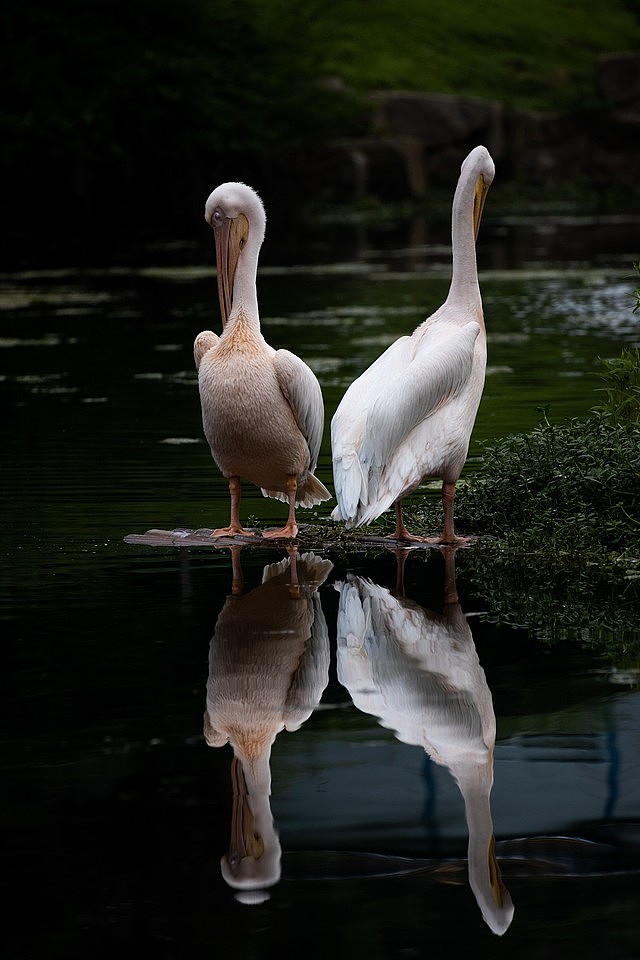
[229,230,263,328]
[447,165,481,307]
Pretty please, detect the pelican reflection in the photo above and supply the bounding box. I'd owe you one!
[335,548,514,935]
[204,546,333,900]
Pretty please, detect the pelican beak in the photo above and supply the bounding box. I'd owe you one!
[473,174,490,241]
[487,835,508,908]
[228,755,265,867]
[213,213,249,330]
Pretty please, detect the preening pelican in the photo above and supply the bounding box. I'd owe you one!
[331,146,495,542]
[335,550,514,935]
[204,547,332,896]
[195,182,331,539]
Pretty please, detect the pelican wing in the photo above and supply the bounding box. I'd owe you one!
[273,349,325,470]
[283,591,331,731]
[359,320,480,473]
[331,335,416,520]
[340,334,415,404]
[194,329,219,370]
[332,334,416,450]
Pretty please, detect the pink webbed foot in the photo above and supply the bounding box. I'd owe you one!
[210,525,257,539]
[262,522,298,540]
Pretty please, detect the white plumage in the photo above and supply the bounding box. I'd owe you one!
[331,146,495,542]
[335,550,514,935]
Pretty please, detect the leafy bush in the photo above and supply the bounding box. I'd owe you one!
[456,409,639,557]
[594,346,640,424]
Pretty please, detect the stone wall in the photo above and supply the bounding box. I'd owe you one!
[328,52,640,201]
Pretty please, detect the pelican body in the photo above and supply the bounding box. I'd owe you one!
[331,146,495,542]
[195,182,330,539]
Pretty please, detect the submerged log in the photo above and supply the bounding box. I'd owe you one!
[123,527,471,550]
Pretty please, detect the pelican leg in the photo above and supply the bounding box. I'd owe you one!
[229,544,245,596]
[386,500,428,542]
[441,546,459,604]
[392,547,412,596]
[287,545,301,599]
[211,477,257,538]
[427,481,469,546]
[263,476,299,539]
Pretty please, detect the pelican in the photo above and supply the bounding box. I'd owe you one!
[335,549,514,935]
[195,182,331,539]
[331,145,495,542]
[204,547,332,895]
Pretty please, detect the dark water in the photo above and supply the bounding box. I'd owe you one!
[2,216,640,958]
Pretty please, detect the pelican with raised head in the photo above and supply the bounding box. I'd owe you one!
[195,182,331,539]
[331,145,495,543]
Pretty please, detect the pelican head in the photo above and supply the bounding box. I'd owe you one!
[204,182,267,329]
[219,754,282,894]
[460,145,495,241]
[469,835,515,936]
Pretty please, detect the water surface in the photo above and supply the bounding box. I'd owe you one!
[2,217,639,957]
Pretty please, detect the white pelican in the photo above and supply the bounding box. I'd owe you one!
[331,145,495,542]
[204,547,332,895]
[335,549,514,935]
[195,182,331,539]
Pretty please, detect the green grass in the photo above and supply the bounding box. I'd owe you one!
[311,0,640,111]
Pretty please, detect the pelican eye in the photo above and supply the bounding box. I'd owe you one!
[212,207,225,227]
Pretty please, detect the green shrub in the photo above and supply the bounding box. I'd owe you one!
[594,347,640,424]
[456,410,639,556]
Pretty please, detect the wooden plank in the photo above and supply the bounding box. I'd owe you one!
[123,527,450,550]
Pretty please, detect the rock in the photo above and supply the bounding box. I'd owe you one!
[366,92,504,195]
[312,56,640,201]
[597,51,640,116]
[370,91,504,154]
